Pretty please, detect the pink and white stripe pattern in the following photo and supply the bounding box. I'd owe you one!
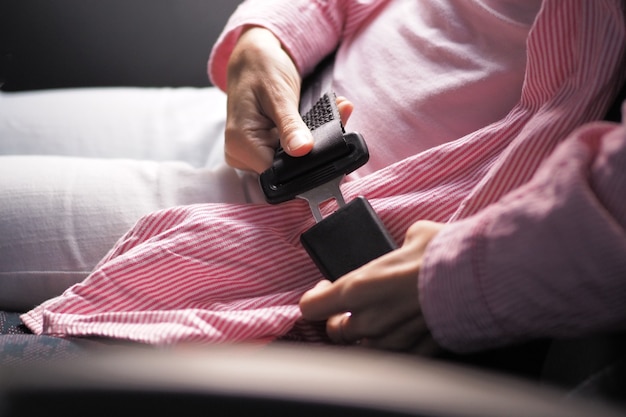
[22,0,625,345]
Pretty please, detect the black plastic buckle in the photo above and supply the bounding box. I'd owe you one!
[259,132,369,204]
[260,91,368,205]
[301,196,397,281]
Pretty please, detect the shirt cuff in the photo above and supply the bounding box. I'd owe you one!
[419,214,512,353]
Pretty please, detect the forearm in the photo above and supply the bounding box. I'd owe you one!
[419,119,626,353]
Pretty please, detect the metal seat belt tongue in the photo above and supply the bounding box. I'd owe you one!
[297,176,346,223]
[259,91,397,281]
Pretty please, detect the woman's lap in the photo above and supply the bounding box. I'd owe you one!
[0,87,255,311]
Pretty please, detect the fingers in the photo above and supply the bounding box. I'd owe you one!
[299,220,446,354]
[225,25,354,173]
[223,93,349,173]
[225,26,311,172]
[327,312,354,344]
[336,96,354,126]
[223,123,279,174]
[299,279,343,321]
[326,311,428,350]
[324,299,421,345]
[303,245,423,315]
[325,308,441,355]
[359,316,428,351]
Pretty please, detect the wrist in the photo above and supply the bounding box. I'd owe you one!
[227,25,300,88]
[237,26,282,48]
[229,26,286,70]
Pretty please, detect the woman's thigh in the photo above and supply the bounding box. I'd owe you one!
[0,155,251,311]
[0,84,266,311]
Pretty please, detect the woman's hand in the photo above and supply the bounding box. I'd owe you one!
[299,220,445,355]
[225,27,313,174]
[225,27,353,174]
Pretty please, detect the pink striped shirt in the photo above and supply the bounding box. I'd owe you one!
[22,0,626,352]
[209,0,543,176]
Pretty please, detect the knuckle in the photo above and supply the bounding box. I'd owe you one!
[407,220,429,236]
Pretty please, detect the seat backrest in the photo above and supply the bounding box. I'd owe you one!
[0,0,242,91]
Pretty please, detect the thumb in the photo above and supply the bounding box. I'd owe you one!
[275,109,314,157]
[278,115,313,156]
[280,96,353,156]
[283,127,314,157]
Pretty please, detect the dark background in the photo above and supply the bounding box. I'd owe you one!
[0,0,242,91]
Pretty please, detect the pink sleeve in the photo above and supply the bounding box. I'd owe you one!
[207,0,389,91]
[419,113,626,353]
